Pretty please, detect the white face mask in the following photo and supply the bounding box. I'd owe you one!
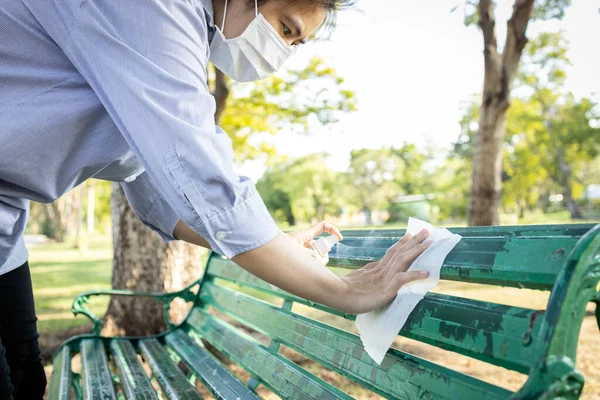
[209,0,295,82]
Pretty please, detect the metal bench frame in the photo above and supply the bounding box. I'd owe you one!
[49,224,600,399]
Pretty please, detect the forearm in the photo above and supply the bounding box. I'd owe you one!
[233,232,349,311]
[174,221,348,310]
[173,219,211,249]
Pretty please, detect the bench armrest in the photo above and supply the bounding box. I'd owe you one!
[71,286,199,336]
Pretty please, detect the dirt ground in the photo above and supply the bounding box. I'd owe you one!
[42,282,599,399]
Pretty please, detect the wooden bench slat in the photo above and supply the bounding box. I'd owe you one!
[199,282,513,400]
[208,228,579,292]
[110,341,158,400]
[165,330,260,400]
[337,224,594,238]
[139,339,201,400]
[403,292,543,373]
[185,309,353,400]
[330,234,582,289]
[207,258,543,372]
[48,346,72,400]
[80,339,117,400]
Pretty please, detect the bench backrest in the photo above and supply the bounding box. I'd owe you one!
[181,223,599,399]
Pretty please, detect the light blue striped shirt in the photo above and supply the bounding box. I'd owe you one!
[0,0,279,274]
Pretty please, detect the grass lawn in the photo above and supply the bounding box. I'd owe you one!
[29,235,113,335]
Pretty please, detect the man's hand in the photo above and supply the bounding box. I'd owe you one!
[286,221,343,265]
[175,218,432,315]
[340,229,432,313]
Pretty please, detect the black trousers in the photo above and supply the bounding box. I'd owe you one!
[0,262,46,399]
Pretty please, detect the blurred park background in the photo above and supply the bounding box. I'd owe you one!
[28,0,599,398]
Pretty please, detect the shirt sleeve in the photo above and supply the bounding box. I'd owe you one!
[46,0,279,257]
[120,172,179,242]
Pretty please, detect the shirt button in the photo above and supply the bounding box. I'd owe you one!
[215,231,228,241]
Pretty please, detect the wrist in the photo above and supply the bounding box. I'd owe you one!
[330,275,352,313]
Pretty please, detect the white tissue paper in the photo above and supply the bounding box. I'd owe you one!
[354,217,462,364]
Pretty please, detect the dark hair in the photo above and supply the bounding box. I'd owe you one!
[253,0,356,40]
[315,0,356,40]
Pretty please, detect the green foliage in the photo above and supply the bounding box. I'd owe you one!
[258,145,440,226]
[454,99,480,161]
[454,31,600,217]
[516,32,570,93]
[91,180,112,233]
[532,0,571,21]
[430,158,472,222]
[219,57,357,162]
[391,143,430,195]
[346,148,402,217]
[257,153,345,224]
[462,0,479,27]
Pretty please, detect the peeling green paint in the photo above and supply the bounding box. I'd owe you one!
[165,330,260,400]
[110,340,157,399]
[186,309,352,400]
[48,346,71,400]
[139,339,202,399]
[80,340,117,400]
[47,223,599,400]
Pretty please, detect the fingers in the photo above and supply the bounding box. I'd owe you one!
[385,229,430,270]
[303,246,329,266]
[323,222,343,240]
[392,270,429,290]
[305,221,343,240]
[390,239,432,275]
[385,229,428,260]
[380,232,412,264]
[402,240,433,264]
[400,229,429,252]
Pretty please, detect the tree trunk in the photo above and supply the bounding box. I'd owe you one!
[287,211,296,227]
[470,107,507,226]
[557,152,583,219]
[43,202,64,242]
[563,186,582,219]
[74,186,85,249]
[87,180,95,234]
[469,0,535,226]
[317,204,325,221]
[518,198,526,219]
[364,207,372,225]
[104,64,230,336]
[103,184,203,336]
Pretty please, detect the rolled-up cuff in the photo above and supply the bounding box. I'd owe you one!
[194,191,279,258]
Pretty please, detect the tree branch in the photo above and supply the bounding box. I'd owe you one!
[502,0,535,92]
[478,0,498,56]
[478,0,503,105]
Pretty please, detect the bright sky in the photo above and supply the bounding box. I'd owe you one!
[241,0,600,180]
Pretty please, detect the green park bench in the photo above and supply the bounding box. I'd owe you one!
[48,223,600,399]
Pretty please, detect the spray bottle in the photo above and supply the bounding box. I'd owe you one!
[312,234,341,257]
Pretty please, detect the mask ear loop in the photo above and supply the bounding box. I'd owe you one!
[221,0,228,31]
